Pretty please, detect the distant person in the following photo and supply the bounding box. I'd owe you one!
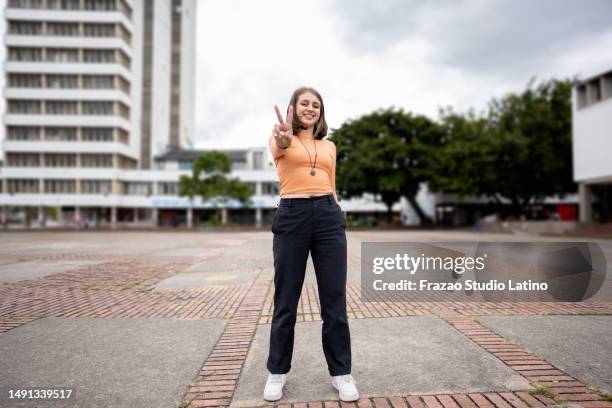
[265,87,357,402]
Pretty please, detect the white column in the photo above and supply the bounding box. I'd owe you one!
[255,208,262,228]
[39,206,46,228]
[187,208,193,228]
[75,206,81,229]
[151,208,159,227]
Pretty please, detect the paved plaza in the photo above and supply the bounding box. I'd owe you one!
[0,230,611,408]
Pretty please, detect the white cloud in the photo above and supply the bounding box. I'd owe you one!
[0,0,610,153]
[194,0,612,150]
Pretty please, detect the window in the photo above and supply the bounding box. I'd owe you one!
[44,179,76,193]
[46,48,79,63]
[81,180,112,194]
[7,153,40,167]
[45,127,77,141]
[82,127,113,141]
[84,0,117,11]
[179,161,192,170]
[81,154,113,167]
[118,155,136,169]
[47,0,80,10]
[604,74,612,100]
[8,73,42,88]
[46,101,78,115]
[117,128,128,144]
[117,102,130,119]
[116,50,130,68]
[44,153,77,167]
[82,75,114,89]
[232,160,247,170]
[8,0,43,8]
[47,22,79,36]
[158,182,179,195]
[117,24,131,45]
[123,182,152,196]
[119,0,132,19]
[7,179,40,193]
[117,76,130,94]
[47,74,78,89]
[587,80,601,105]
[8,21,42,35]
[8,47,42,61]
[7,126,41,140]
[8,100,41,114]
[82,101,113,115]
[262,182,280,195]
[83,49,115,63]
[576,85,587,109]
[253,151,264,170]
[83,23,115,37]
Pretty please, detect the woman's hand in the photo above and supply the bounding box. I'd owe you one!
[272,104,294,149]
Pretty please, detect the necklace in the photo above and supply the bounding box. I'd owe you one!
[297,135,318,176]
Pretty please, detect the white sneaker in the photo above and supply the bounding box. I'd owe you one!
[331,374,359,402]
[263,373,286,401]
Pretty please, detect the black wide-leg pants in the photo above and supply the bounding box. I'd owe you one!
[267,193,351,376]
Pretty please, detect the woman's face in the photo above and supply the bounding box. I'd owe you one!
[295,91,321,129]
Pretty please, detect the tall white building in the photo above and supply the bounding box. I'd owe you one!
[0,0,202,227]
[572,67,612,223]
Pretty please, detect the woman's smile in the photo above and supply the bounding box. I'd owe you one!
[296,91,321,128]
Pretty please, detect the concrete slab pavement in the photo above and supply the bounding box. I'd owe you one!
[0,260,106,283]
[153,270,257,289]
[230,316,531,407]
[0,316,227,408]
[477,316,612,394]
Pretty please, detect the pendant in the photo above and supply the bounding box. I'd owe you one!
[310,169,316,176]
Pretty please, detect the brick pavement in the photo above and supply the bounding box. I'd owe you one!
[1,236,611,408]
[180,270,612,408]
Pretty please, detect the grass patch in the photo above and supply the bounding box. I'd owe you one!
[503,335,517,344]
[528,382,561,404]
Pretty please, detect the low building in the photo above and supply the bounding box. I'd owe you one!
[572,67,612,223]
[0,145,406,228]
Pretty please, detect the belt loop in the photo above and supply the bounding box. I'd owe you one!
[326,195,332,205]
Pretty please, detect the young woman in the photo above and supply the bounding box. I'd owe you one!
[263,87,358,402]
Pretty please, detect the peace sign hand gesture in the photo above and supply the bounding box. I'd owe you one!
[272,104,294,149]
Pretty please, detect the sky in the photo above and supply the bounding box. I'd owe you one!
[0,0,611,150]
[194,0,612,149]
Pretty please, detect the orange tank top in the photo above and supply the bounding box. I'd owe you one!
[268,136,336,196]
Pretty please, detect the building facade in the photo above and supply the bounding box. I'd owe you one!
[0,0,203,228]
[572,67,612,223]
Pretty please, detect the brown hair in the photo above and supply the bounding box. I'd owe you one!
[288,87,328,140]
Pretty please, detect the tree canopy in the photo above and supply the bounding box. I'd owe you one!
[330,78,575,222]
[178,151,253,210]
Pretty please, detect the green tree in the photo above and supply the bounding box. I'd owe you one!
[178,151,253,223]
[429,78,575,215]
[330,108,443,224]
